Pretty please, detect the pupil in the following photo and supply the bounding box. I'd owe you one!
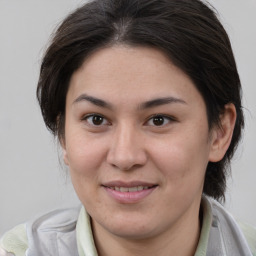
[153,116,164,126]
[93,115,103,125]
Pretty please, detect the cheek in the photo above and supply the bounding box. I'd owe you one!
[65,135,107,205]
[148,137,210,215]
[150,132,210,187]
[65,133,107,178]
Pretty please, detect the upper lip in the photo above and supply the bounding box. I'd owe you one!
[102,181,157,188]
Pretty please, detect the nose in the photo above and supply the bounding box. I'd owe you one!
[106,124,147,171]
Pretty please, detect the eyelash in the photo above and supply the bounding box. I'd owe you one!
[81,114,176,127]
[82,114,110,127]
[145,114,176,127]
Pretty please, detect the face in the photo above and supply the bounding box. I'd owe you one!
[63,46,217,240]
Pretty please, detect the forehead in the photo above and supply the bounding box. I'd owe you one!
[67,45,203,107]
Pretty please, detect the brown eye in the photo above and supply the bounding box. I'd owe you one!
[84,114,109,126]
[152,116,165,126]
[92,115,104,125]
[146,115,174,127]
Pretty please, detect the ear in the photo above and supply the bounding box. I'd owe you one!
[60,136,69,166]
[209,103,237,162]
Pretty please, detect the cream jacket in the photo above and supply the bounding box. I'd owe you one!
[1,196,256,256]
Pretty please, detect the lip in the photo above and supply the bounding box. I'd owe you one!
[103,180,156,188]
[102,181,158,204]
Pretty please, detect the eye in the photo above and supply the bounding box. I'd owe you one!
[146,115,174,127]
[82,114,110,126]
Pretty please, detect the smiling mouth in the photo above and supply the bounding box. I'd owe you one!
[103,184,158,203]
[107,185,156,192]
[102,181,158,203]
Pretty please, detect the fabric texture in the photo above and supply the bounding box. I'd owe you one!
[239,221,256,254]
[0,247,14,256]
[0,197,255,256]
[0,224,27,256]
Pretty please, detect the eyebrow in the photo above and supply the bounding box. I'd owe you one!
[139,97,186,110]
[73,94,186,110]
[73,94,113,109]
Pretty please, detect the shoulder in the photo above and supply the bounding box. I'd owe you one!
[0,224,27,256]
[208,197,256,255]
[0,206,81,256]
[238,221,256,255]
[26,206,81,231]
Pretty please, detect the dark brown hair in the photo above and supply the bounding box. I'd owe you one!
[37,0,244,200]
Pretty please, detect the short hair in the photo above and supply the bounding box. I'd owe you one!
[37,0,244,200]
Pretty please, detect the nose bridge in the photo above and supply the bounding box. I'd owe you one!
[107,122,146,170]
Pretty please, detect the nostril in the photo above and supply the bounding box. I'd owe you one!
[106,133,147,170]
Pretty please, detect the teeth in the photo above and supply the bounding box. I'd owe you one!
[128,187,138,192]
[120,187,129,192]
[111,186,150,192]
[137,186,144,191]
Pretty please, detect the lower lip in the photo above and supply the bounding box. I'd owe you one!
[103,186,157,204]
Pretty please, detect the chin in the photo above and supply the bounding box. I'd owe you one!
[95,213,160,240]
[108,225,156,240]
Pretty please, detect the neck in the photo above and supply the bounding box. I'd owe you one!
[91,205,201,256]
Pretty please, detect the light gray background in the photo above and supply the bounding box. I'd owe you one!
[0,0,255,236]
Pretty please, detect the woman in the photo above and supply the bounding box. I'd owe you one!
[1,0,255,255]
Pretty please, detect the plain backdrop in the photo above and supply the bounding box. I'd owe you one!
[0,0,256,236]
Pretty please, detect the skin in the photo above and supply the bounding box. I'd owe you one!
[62,46,236,256]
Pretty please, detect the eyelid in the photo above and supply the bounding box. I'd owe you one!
[81,113,111,126]
[145,114,176,126]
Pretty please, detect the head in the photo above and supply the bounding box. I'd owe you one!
[37,0,243,201]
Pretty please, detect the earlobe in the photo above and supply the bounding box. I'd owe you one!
[60,137,69,166]
[209,103,237,162]
[62,148,69,166]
